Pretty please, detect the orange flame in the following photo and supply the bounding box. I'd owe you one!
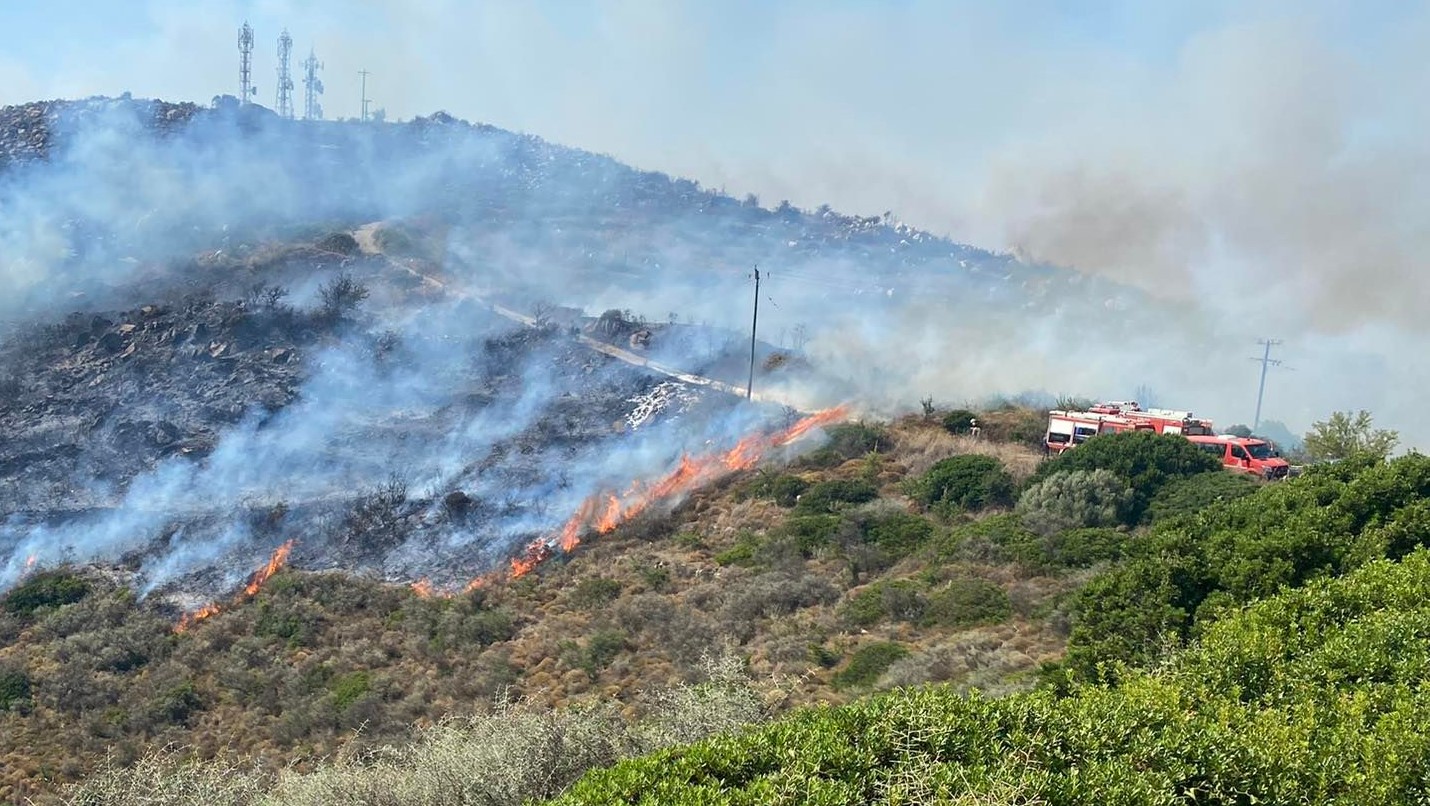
[23,555,36,574]
[243,539,294,597]
[174,539,297,633]
[406,406,849,598]
[491,404,848,584]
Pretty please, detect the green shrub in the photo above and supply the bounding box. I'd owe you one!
[1145,470,1259,524]
[745,472,809,507]
[2,569,90,616]
[863,512,935,558]
[794,479,878,514]
[713,532,761,566]
[942,408,977,435]
[833,642,910,690]
[771,514,843,555]
[329,671,372,713]
[1028,430,1221,523]
[1045,527,1128,568]
[1017,468,1134,535]
[841,580,925,627]
[922,577,1011,629]
[907,454,1015,514]
[571,577,622,609]
[0,666,31,710]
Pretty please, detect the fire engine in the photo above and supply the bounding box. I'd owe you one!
[1044,401,1289,480]
[1044,402,1214,454]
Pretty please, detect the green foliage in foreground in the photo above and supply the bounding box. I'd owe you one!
[554,550,1430,805]
[1067,452,1430,678]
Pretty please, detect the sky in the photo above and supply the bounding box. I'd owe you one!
[0,0,1426,442]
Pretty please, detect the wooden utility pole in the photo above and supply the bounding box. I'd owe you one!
[747,266,760,400]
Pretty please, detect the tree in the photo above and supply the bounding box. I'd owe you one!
[1303,410,1398,462]
[318,272,370,320]
[1223,424,1253,438]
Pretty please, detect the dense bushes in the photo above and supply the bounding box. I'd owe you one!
[1028,431,1221,523]
[2,569,90,616]
[555,550,1430,805]
[1144,470,1259,524]
[793,478,878,514]
[1065,452,1430,679]
[906,454,1014,514]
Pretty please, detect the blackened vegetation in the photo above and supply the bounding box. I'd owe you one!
[0,294,322,514]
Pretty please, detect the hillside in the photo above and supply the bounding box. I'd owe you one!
[31,441,1427,805]
[1,408,1084,801]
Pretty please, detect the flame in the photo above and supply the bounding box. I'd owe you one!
[243,539,294,597]
[23,555,36,574]
[406,406,849,598]
[174,539,297,633]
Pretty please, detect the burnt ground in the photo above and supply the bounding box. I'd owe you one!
[0,237,762,604]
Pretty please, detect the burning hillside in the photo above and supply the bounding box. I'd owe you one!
[0,93,1173,608]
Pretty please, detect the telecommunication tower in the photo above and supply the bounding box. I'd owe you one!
[302,49,324,120]
[238,22,256,104]
[275,29,295,118]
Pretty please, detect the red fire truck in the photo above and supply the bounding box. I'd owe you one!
[1044,402,1214,454]
[1043,402,1288,480]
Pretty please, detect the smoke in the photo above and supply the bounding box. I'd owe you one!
[2,1,1429,596]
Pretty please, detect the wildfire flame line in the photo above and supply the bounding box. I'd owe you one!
[410,405,851,599]
[174,539,296,633]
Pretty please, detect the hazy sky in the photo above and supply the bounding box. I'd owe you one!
[1,1,1427,442]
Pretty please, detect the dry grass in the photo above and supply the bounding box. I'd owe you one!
[890,421,1043,482]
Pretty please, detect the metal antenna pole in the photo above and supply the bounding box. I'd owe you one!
[302,49,324,120]
[238,22,255,104]
[359,69,371,121]
[275,29,294,119]
[747,266,760,400]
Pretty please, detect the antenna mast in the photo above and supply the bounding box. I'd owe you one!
[302,49,325,120]
[359,69,372,122]
[238,22,256,104]
[275,29,294,118]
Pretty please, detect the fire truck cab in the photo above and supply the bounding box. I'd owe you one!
[1187,435,1290,480]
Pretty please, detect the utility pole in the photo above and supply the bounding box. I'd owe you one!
[358,69,371,121]
[746,266,760,400]
[1250,338,1284,431]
